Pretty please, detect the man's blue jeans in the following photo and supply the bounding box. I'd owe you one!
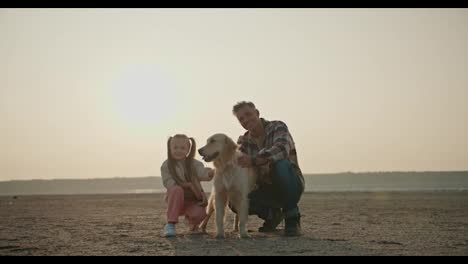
[248,160,303,219]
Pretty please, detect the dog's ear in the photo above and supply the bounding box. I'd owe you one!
[224,136,237,154]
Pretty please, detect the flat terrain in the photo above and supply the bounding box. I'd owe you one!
[0,192,467,255]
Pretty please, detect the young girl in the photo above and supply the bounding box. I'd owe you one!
[160,134,214,237]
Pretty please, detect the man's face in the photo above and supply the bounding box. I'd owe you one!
[235,105,260,131]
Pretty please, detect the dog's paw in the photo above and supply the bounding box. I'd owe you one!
[239,232,251,239]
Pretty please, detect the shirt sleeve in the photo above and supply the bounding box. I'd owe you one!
[237,135,248,154]
[257,121,292,162]
[160,161,176,189]
[194,160,211,181]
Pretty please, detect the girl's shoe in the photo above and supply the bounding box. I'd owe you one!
[164,223,176,237]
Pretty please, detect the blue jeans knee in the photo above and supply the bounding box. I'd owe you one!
[271,160,302,213]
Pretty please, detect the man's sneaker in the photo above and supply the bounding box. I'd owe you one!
[164,223,176,237]
[284,214,302,237]
[258,208,284,232]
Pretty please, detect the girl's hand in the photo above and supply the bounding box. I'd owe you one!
[180,182,192,189]
[185,183,203,201]
[198,193,208,207]
[207,168,215,180]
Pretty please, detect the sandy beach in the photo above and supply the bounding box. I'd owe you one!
[0,192,467,256]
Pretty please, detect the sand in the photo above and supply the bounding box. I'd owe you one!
[0,192,467,256]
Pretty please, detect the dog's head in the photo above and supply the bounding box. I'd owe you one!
[198,134,238,167]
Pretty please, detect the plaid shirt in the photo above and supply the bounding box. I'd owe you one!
[237,118,304,191]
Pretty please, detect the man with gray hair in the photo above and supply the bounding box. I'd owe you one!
[233,101,304,236]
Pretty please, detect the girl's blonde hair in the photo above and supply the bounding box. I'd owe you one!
[166,134,197,186]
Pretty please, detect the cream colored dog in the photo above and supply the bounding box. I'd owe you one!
[198,133,257,239]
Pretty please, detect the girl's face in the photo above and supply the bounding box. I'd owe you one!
[170,138,190,160]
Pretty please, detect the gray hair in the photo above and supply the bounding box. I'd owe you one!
[232,101,256,114]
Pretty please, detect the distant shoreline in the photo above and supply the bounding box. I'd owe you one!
[2,170,468,182]
[2,189,468,198]
[1,171,467,196]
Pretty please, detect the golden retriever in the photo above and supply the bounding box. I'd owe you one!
[198,133,257,238]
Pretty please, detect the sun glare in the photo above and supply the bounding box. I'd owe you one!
[110,65,176,125]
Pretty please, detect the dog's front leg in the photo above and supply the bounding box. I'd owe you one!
[229,198,240,232]
[238,197,250,238]
[215,191,227,239]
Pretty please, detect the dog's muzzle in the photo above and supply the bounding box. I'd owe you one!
[200,152,219,162]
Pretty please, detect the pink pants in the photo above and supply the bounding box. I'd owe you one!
[165,186,207,229]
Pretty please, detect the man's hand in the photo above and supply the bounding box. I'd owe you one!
[238,154,269,168]
[256,157,268,166]
[237,154,253,168]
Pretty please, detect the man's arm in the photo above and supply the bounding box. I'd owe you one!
[237,135,248,154]
[237,135,261,168]
[257,121,292,163]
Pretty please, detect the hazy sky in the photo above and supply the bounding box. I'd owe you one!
[1,8,467,181]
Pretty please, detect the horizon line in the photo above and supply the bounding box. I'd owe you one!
[2,170,468,183]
